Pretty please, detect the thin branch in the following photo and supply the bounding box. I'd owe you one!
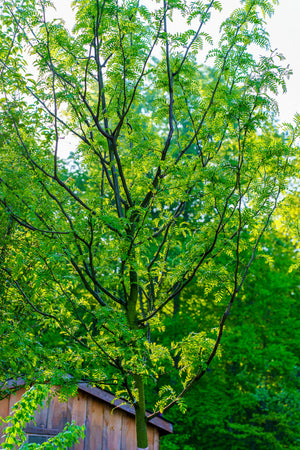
[140,167,242,323]
[112,12,164,139]
[147,185,282,420]
[70,258,125,307]
[236,188,281,294]
[2,270,89,350]
[173,0,216,77]
[175,14,250,164]
[0,197,69,236]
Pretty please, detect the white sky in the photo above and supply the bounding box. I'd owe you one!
[50,0,299,124]
[267,0,300,123]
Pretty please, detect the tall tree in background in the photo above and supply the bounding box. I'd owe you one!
[0,0,298,448]
[159,214,300,449]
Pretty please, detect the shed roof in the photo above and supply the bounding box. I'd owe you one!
[1,379,173,436]
[78,383,173,435]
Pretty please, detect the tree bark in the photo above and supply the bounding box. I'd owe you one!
[127,267,149,449]
[134,373,148,450]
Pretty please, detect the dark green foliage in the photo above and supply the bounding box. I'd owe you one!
[0,0,299,448]
[160,230,300,449]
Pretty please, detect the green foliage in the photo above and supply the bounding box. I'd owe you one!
[0,0,298,448]
[173,331,218,385]
[0,385,85,449]
[160,224,300,449]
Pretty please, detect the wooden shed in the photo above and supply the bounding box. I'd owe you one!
[0,381,172,449]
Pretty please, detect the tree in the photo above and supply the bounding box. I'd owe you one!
[0,0,298,448]
[159,222,300,449]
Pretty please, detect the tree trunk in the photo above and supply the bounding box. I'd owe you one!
[127,267,149,449]
[134,374,149,450]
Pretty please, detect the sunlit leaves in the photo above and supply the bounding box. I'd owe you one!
[0,1,298,440]
[173,330,219,385]
[0,384,85,449]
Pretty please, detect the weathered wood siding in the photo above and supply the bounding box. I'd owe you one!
[0,389,160,450]
[0,387,26,445]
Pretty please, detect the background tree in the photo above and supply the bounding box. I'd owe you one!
[159,217,300,449]
[0,0,298,448]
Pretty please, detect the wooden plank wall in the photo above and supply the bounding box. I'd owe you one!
[0,396,9,445]
[0,389,160,450]
[0,388,26,445]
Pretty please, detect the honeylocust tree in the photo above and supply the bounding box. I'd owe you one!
[0,0,298,448]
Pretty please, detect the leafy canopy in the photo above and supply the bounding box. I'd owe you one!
[0,0,298,448]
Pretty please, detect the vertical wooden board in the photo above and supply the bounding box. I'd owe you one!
[1,389,26,446]
[83,396,104,450]
[102,406,122,450]
[44,387,56,429]
[153,429,160,450]
[0,397,9,420]
[28,398,49,429]
[46,395,55,429]
[121,413,136,450]
[8,388,26,413]
[47,395,70,431]
[101,404,110,450]
[147,424,155,450]
[67,396,74,424]
[0,398,9,444]
[71,392,87,426]
[71,392,87,450]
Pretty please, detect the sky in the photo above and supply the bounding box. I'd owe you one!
[50,0,300,124]
[267,0,300,123]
